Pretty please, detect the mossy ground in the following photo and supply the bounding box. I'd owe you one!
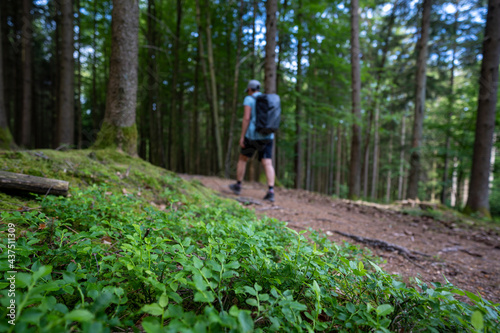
[0,149,217,209]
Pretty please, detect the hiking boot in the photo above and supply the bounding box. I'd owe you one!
[229,183,241,195]
[263,191,275,202]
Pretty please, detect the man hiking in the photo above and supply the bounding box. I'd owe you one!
[229,80,275,202]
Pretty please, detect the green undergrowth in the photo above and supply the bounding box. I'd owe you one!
[0,150,499,332]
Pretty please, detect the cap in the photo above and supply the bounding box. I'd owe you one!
[245,79,261,93]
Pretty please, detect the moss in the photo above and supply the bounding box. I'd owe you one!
[0,149,220,210]
[0,127,16,150]
[463,204,492,220]
[93,121,138,156]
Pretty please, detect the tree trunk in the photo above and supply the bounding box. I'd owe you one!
[57,0,74,147]
[20,0,32,148]
[369,1,398,200]
[147,0,156,163]
[0,11,15,149]
[76,0,82,149]
[362,112,373,197]
[441,2,459,205]
[349,0,362,199]
[94,0,139,156]
[265,0,277,93]
[168,0,183,171]
[191,54,200,174]
[224,0,244,178]
[407,0,432,199]
[251,0,257,78]
[386,118,394,203]
[294,0,303,189]
[203,0,223,173]
[335,125,342,196]
[92,0,99,133]
[465,0,500,217]
[398,108,407,200]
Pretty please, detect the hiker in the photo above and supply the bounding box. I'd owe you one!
[229,80,276,202]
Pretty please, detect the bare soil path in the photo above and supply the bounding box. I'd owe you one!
[181,175,500,303]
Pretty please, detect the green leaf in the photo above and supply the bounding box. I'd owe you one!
[65,309,95,322]
[225,261,240,269]
[16,273,32,288]
[32,265,52,281]
[246,298,258,306]
[159,293,169,308]
[194,291,215,303]
[471,311,484,331]
[141,304,164,316]
[465,291,481,303]
[238,311,254,333]
[142,317,162,333]
[243,286,257,296]
[376,304,394,317]
[193,256,203,269]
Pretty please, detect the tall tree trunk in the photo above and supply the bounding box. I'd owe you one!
[94,0,139,156]
[398,108,407,200]
[57,0,74,147]
[441,3,459,205]
[204,0,223,173]
[349,0,362,199]
[76,0,82,149]
[169,0,183,170]
[335,125,342,196]
[20,0,32,147]
[195,0,214,173]
[92,0,99,133]
[265,0,277,93]
[362,112,373,197]
[192,54,200,174]
[294,0,303,189]
[0,11,15,149]
[465,0,500,217]
[386,124,394,202]
[251,0,257,78]
[407,0,432,199]
[225,0,244,178]
[147,0,164,166]
[370,1,398,199]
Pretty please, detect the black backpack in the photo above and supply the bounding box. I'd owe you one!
[251,94,281,135]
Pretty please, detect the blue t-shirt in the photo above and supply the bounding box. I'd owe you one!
[243,92,274,141]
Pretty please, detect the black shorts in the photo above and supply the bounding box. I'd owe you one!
[241,137,273,161]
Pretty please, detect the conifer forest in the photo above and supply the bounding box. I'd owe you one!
[1,0,500,331]
[1,0,499,216]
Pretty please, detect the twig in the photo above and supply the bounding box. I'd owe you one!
[64,225,79,234]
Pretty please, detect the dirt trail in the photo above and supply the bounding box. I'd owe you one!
[181,175,500,303]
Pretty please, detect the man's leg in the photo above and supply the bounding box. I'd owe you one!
[261,158,275,186]
[237,154,249,182]
[262,158,275,202]
[229,154,249,195]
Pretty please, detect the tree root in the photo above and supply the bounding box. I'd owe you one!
[333,230,431,260]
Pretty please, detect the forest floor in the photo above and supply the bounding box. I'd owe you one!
[180,175,500,304]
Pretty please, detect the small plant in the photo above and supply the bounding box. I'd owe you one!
[0,185,498,332]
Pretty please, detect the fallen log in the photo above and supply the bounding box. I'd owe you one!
[0,171,69,196]
[333,230,431,260]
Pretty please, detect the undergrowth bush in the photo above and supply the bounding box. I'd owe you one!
[0,186,499,332]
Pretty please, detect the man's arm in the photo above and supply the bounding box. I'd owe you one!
[240,105,251,148]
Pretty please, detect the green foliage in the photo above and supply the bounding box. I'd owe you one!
[1,185,499,332]
[1,150,498,331]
